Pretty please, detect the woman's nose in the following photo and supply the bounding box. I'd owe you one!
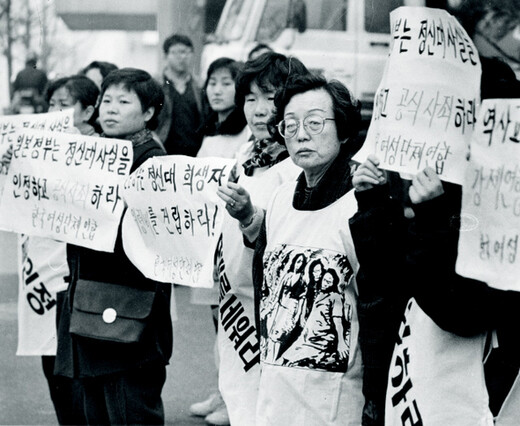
[254,99,269,117]
[296,119,310,141]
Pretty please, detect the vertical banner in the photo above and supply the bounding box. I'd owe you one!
[0,129,132,252]
[354,7,481,184]
[17,234,69,355]
[456,99,520,291]
[122,155,236,287]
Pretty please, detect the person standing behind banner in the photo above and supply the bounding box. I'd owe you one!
[54,68,173,425]
[156,34,203,156]
[213,52,309,425]
[17,75,100,426]
[189,57,247,426]
[80,61,118,90]
[248,74,364,426]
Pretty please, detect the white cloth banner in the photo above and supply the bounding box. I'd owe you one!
[0,129,132,252]
[122,155,236,287]
[17,234,68,356]
[456,99,520,291]
[354,6,481,184]
[0,109,74,194]
[385,298,493,426]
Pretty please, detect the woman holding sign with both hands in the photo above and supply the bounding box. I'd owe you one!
[351,152,520,424]
[54,68,173,425]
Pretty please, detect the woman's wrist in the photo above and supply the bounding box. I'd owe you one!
[240,207,257,228]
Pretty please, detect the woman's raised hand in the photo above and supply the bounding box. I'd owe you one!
[408,167,444,204]
[217,181,255,224]
[352,155,387,192]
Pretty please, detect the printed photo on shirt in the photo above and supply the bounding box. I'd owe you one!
[260,244,354,372]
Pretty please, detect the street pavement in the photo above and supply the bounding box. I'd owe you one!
[0,232,218,425]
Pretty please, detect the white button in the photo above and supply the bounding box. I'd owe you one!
[102,308,117,324]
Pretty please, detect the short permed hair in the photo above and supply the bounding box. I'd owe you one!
[234,52,309,111]
[100,68,164,130]
[163,33,194,54]
[270,73,361,145]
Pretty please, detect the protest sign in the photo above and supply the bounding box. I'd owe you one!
[354,7,481,184]
[0,109,74,190]
[456,99,520,291]
[122,155,236,287]
[0,129,132,252]
[17,234,69,356]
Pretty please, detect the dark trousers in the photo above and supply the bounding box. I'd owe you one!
[81,364,167,425]
[42,355,87,425]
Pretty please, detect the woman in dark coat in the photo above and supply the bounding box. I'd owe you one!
[54,68,173,425]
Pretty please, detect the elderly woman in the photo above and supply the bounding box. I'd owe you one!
[54,68,172,425]
[252,73,364,425]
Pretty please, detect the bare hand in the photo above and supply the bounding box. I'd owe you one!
[408,167,444,204]
[217,181,255,223]
[352,155,387,192]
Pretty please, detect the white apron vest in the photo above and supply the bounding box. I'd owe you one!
[17,235,69,355]
[257,183,364,426]
[218,157,301,425]
[385,298,493,426]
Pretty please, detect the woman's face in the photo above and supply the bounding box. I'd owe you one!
[85,68,103,90]
[99,84,153,138]
[206,67,236,116]
[48,86,89,128]
[283,89,342,177]
[243,81,275,140]
[312,263,323,282]
[321,272,334,291]
[294,255,303,272]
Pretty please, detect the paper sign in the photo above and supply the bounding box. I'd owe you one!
[354,7,481,184]
[122,155,236,287]
[0,129,132,252]
[456,99,520,291]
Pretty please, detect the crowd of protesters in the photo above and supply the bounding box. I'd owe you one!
[4,2,520,425]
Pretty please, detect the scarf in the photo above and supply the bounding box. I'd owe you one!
[241,137,288,177]
[101,128,152,147]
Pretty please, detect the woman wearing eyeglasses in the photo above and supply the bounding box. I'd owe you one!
[251,73,364,425]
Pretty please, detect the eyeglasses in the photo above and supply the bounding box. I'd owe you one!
[277,115,335,139]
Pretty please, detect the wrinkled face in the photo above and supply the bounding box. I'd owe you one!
[206,67,236,115]
[322,272,334,291]
[243,82,275,140]
[99,84,153,138]
[85,68,103,89]
[48,86,88,127]
[283,89,342,176]
[165,43,193,74]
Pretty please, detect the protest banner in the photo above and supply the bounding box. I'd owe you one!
[17,234,69,355]
[354,6,481,184]
[456,99,520,291]
[0,109,74,189]
[122,155,236,287]
[0,129,132,252]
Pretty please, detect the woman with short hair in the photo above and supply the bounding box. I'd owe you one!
[252,73,364,425]
[54,68,173,425]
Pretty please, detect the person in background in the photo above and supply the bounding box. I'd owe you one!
[12,52,48,98]
[214,52,308,425]
[247,43,274,62]
[156,33,203,156]
[54,68,173,425]
[10,52,48,114]
[80,61,118,90]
